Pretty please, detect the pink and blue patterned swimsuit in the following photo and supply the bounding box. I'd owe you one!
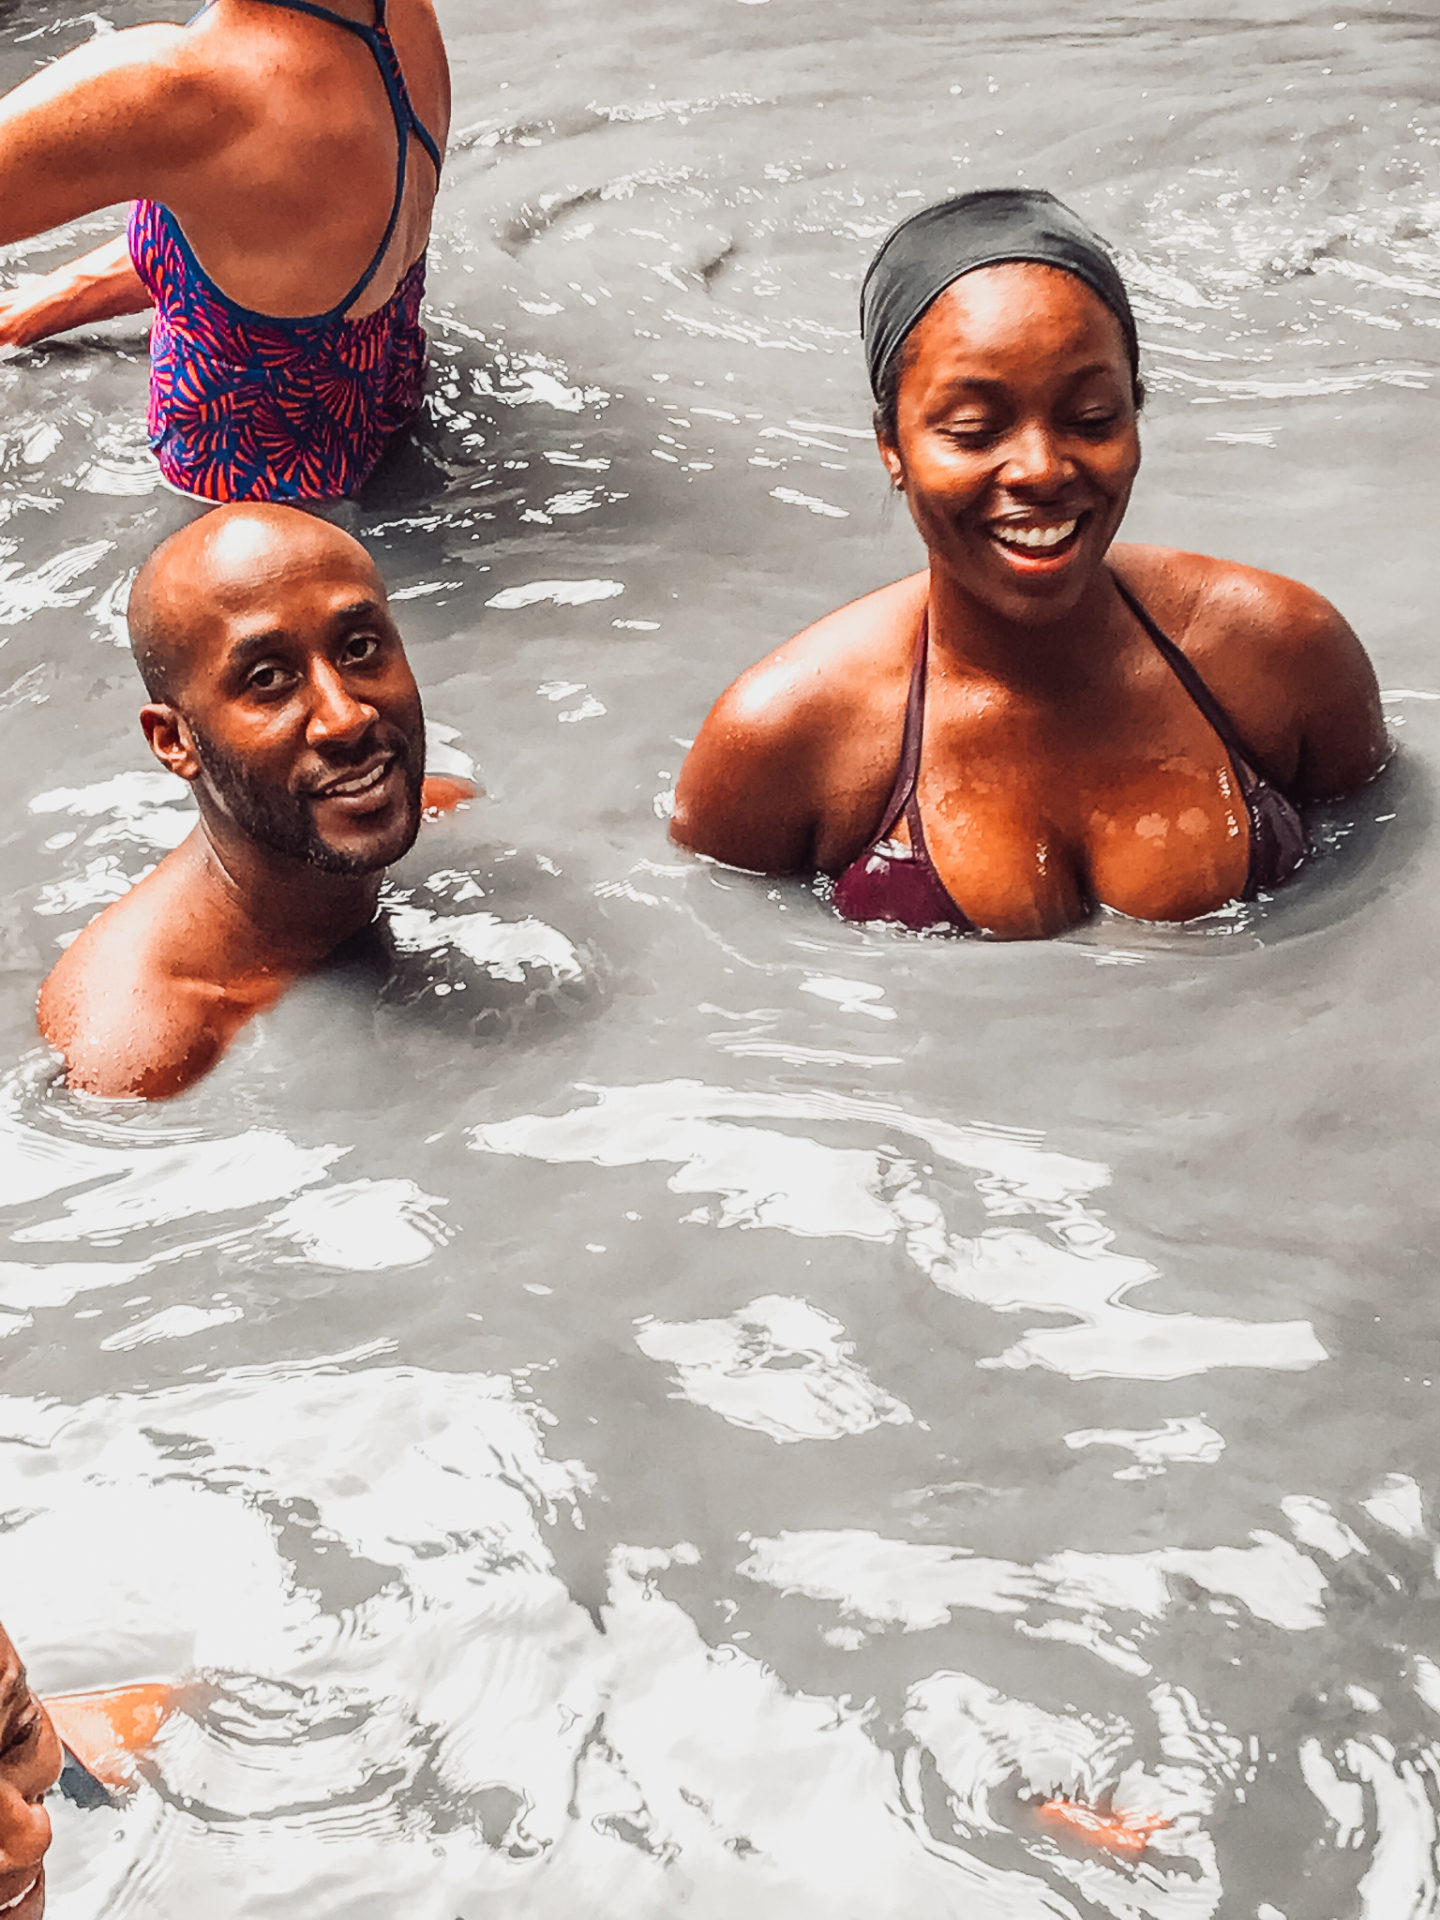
[128,0,442,503]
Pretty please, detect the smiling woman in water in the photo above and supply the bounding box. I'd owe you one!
[671,188,1387,938]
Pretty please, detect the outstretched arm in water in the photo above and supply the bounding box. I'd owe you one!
[0,23,219,342]
[0,236,150,350]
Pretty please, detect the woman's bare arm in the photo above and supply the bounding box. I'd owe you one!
[0,236,150,349]
[671,657,839,875]
[1285,591,1389,801]
[0,25,214,247]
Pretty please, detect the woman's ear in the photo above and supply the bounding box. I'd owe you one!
[877,434,905,492]
[140,704,200,782]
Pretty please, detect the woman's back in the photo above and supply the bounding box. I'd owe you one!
[158,0,450,321]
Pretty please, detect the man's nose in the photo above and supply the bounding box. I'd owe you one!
[0,1779,51,1883]
[306,662,377,749]
[1000,421,1074,493]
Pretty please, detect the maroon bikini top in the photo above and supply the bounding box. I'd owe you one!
[832,577,1308,934]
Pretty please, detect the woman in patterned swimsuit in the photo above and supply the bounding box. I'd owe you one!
[0,0,448,502]
[673,189,1388,939]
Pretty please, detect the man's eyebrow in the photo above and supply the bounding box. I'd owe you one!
[223,629,290,677]
[222,602,386,677]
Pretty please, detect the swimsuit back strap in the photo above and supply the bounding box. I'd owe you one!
[873,608,931,844]
[249,0,441,315]
[1111,574,1286,791]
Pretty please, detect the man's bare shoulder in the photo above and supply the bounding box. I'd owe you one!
[37,856,222,1102]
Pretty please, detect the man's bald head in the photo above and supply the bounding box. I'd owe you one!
[128,505,385,707]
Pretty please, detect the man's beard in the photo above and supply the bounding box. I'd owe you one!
[191,725,425,875]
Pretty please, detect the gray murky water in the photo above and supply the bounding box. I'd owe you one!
[2,1,1440,1914]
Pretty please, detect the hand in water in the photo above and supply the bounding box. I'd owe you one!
[0,283,47,352]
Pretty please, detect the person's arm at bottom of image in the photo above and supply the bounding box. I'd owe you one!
[0,234,151,350]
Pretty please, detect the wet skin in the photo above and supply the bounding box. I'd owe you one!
[36,506,473,1101]
[0,1626,63,1920]
[672,262,1388,937]
[0,0,450,348]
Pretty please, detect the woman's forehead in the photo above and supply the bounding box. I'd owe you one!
[905,266,1131,386]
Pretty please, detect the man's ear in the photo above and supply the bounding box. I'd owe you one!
[140,704,200,782]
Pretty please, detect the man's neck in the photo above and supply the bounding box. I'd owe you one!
[177,819,386,982]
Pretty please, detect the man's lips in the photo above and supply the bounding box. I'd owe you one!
[307,751,403,807]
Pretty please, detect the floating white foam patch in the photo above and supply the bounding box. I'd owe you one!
[10,1130,345,1244]
[387,903,587,985]
[29,769,194,852]
[471,360,607,413]
[769,486,849,518]
[635,1295,912,1444]
[0,537,113,626]
[469,1082,1327,1383]
[1361,1474,1426,1540]
[739,1530,1039,1628]
[99,1303,244,1351]
[485,579,625,610]
[267,1178,450,1272]
[800,975,896,1021]
[1282,1495,1369,1562]
[1066,1418,1226,1469]
[741,1526,1329,1638]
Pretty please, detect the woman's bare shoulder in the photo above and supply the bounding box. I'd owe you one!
[672,574,926,872]
[1110,542,1355,661]
[1111,542,1385,798]
[705,572,928,737]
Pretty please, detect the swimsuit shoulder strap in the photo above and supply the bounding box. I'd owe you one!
[1111,573,1287,791]
[249,0,442,316]
[872,607,932,845]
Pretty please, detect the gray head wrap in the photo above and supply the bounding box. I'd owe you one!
[860,187,1139,400]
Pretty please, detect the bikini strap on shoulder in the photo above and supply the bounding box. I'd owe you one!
[873,606,930,844]
[1111,572,1286,791]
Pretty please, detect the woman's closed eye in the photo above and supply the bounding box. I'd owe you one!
[943,418,1003,446]
[1071,409,1121,437]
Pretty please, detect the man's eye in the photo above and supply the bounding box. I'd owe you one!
[342,634,382,666]
[247,665,291,694]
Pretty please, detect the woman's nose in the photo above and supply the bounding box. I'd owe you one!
[1000,421,1073,492]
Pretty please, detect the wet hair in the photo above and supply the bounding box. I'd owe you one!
[862,187,1144,443]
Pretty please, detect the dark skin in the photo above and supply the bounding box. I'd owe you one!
[38,506,472,1100]
[672,263,1387,938]
[0,0,450,348]
[0,1626,63,1920]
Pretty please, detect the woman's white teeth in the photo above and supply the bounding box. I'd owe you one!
[993,518,1079,550]
[0,1878,36,1912]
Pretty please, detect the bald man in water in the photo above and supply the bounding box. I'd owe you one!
[39,505,444,1099]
